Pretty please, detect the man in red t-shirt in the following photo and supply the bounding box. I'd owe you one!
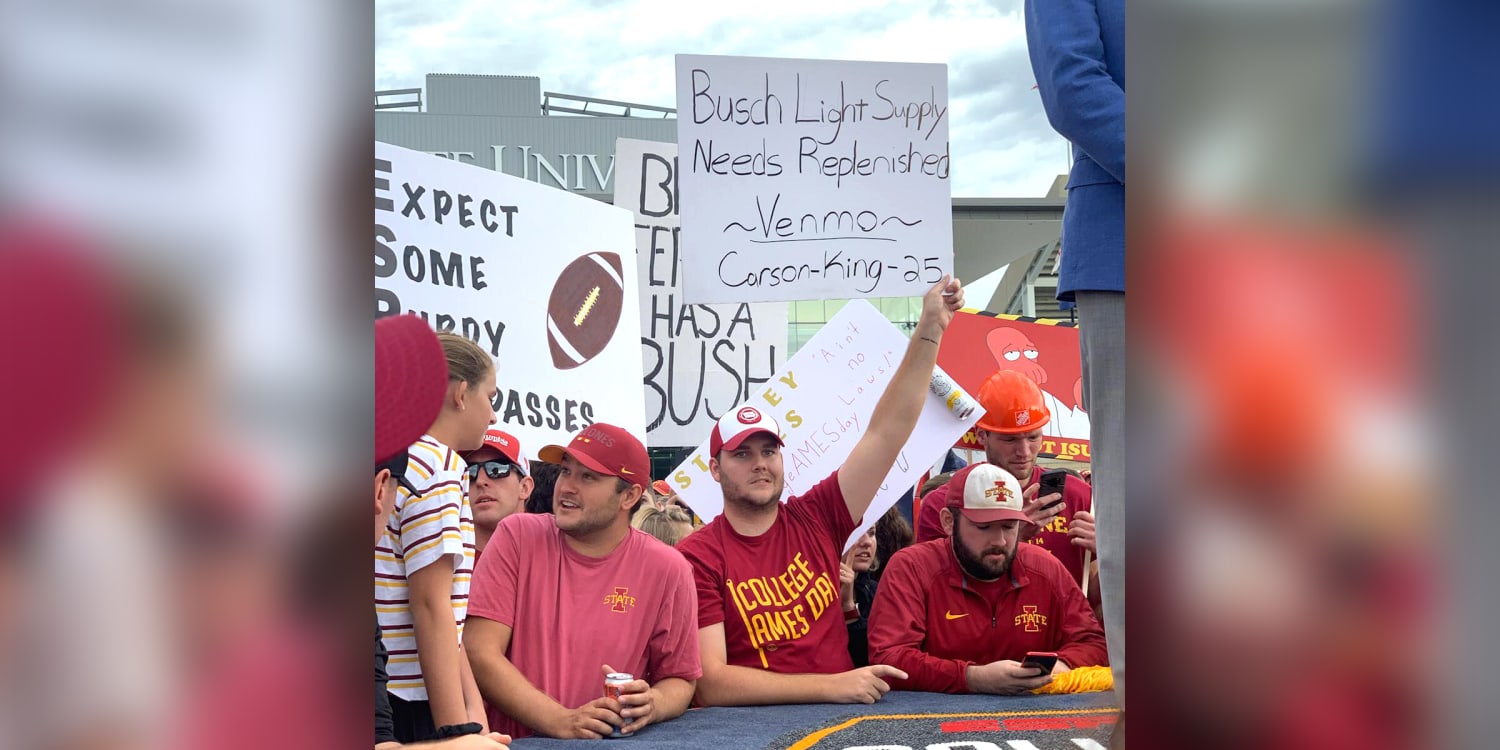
[915,370,1098,589]
[678,276,966,707]
[464,424,700,739]
[869,463,1107,694]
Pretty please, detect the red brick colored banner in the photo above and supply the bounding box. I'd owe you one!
[938,310,1090,462]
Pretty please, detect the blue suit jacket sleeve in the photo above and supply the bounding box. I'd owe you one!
[1025,0,1125,184]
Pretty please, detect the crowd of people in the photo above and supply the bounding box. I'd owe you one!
[373,275,1117,747]
[368,0,1127,742]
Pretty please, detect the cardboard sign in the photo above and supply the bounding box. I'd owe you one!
[374,143,647,454]
[674,54,952,304]
[613,138,789,448]
[666,300,977,551]
[938,311,1091,462]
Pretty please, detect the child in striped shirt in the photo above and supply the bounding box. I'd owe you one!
[377,331,497,742]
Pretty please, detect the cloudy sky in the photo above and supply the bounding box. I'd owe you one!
[375,0,1069,198]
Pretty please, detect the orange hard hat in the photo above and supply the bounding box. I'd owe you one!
[975,370,1051,433]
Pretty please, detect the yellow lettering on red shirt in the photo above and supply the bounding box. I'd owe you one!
[806,574,837,620]
[602,587,638,613]
[793,552,815,579]
[1014,605,1048,632]
[751,612,776,644]
[728,551,839,651]
[746,578,775,607]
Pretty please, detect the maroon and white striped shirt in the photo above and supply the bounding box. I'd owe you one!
[375,434,475,701]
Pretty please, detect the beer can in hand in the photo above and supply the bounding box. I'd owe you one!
[604,672,633,738]
[929,367,979,422]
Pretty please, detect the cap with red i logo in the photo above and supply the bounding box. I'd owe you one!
[946,463,1030,524]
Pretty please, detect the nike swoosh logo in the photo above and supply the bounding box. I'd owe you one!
[945,611,968,620]
[620,468,635,475]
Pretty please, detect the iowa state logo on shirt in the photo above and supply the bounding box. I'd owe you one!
[604,587,637,613]
[1014,605,1048,632]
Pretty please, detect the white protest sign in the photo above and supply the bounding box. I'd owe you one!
[666,300,978,551]
[375,142,646,454]
[614,138,790,448]
[674,54,953,305]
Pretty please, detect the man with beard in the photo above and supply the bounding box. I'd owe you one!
[462,429,532,556]
[867,463,1107,694]
[915,370,1097,591]
[464,424,700,739]
[678,276,965,707]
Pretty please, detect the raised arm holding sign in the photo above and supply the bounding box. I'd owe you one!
[837,276,964,524]
[679,275,964,707]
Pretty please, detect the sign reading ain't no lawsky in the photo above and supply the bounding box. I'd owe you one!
[666,300,977,552]
[675,54,953,305]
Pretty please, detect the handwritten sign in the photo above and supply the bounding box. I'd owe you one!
[375,142,647,453]
[666,300,977,552]
[939,310,1092,462]
[613,138,789,448]
[674,54,953,304]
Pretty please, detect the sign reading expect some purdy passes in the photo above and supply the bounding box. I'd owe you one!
[375,142,647,453]
[675,54,953,304]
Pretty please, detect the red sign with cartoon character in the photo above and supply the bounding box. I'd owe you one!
[937,311,1091,462]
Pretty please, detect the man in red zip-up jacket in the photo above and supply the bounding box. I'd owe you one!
[869,463,1107,695]
[915,371,1096,594]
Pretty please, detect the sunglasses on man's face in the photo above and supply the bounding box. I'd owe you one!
[466,460,517,482]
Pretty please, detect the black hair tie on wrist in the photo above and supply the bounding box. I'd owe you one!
[436,722,484,739]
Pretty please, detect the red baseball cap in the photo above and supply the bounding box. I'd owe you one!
[538,423,650,488]
[1,223,125,504]
[709,405,783,455]
[946,463,1029,524]
[375,315,449,464]
[464,429,529,477]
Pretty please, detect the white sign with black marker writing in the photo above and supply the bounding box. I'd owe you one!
[375,142,647,454]
[666,300,978,551]
[614,138,790,448]
[675,53,953,304]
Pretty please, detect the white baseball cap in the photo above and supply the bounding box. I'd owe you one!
[948,463,1029,524]
[709,405,783,455]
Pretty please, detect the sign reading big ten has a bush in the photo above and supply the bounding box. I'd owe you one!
[375,142,647,453]
[675,54,952,304]
[614,138,789,448]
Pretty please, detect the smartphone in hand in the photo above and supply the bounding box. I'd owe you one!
[1021,651,1059,674]
[1036,469,1068,512]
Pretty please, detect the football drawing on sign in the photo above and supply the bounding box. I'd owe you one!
[546,251,626,370]
[985,325,1088,439]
